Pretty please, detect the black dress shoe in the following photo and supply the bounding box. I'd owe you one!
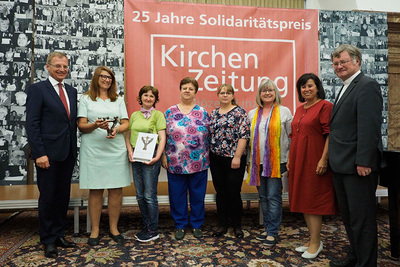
[109,233,125,244]
[329,258,357,267]
[44,244,58,258]
[55,237,76,248]
[211,227,227,237]
[87,236,100,246]
[233,227,244,238]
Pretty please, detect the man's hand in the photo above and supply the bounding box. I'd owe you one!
[357,165,372,176]
[36,155,50,169]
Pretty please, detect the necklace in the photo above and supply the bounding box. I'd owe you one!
[178,103,194,114]
[303,99,321,109]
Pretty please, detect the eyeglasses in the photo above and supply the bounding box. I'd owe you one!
[261,89,275,93]
[49,64,68,70]
[219,92,232,96]
[99,74,113,80]
[332,59,353,67]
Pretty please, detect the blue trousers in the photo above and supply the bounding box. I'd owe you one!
[256,163,286,237]
[167,169,208,229]
[132,158,161,232]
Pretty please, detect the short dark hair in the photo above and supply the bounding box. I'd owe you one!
[296,73,325,103]
[179,77,198,93]
[137,85,159,108]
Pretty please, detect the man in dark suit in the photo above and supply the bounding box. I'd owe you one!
[26,51,77,258]
[328,44,383,267]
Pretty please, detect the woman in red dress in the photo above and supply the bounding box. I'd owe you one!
[288,73,335,259]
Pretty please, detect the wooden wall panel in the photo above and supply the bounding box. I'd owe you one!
[388,13,400,150]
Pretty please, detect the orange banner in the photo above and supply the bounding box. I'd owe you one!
[124,0,319,114]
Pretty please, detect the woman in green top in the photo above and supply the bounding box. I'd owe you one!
[125,85,166,242]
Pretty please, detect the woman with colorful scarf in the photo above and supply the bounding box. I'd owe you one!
[209,84,250,238]
[288,73,335,259]
[247,79,292,247]
[125,85,166,242]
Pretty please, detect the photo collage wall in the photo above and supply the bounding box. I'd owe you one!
[0,1,390,185]
[0,0,125,184]
[319,10,389,149]
[0,0,33,185]
[33,0,125,182]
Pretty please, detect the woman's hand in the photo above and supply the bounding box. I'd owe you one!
[95,118,109,130]
[144,156,159,166]
[161,154,168,169]
[231,156,240,169]
[127,148,134,162]
[106,127,118,139]
[316,158,328,175]
[286,160,290,172]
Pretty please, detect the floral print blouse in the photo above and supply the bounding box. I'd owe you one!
[165,104,210,174]
[209,106,250,158]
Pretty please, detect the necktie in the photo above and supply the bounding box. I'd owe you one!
[58,83,69,118]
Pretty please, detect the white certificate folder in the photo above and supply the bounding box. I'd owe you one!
[132,132,158,163]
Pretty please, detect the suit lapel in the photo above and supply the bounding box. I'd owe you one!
[45,79,69,118]
[331,72,363,120]
[65,84,76,117]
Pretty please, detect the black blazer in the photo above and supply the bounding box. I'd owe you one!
[26,79,77,161]
[328,72,383,174]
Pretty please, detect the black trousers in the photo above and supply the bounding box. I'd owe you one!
[332,171,378,267]
[36,150,75,245]
[209,152,246,228]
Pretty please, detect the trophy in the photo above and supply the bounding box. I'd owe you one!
[98,116,119,137]
[141,135,154,150]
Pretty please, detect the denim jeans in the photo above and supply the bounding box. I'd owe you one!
[131,158,161,232]
[256,163,286,237]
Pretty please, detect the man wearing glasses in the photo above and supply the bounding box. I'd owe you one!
[328,44,383,267]
[26,51,78,258]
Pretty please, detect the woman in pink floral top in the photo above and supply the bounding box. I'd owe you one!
[161,77,209,240]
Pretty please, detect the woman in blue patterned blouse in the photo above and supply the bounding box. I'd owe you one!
[209,84,250,238]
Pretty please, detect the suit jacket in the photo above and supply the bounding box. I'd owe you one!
[329,72,383,174]
[26,79,77,161]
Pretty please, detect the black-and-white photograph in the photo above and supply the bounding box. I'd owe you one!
[0,0,32,185]
[319,10,389,149]
[33,0,125,182]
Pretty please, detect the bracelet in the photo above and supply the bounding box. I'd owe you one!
[116,127,119,134]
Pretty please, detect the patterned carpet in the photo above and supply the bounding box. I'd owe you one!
[0,202,398,266]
